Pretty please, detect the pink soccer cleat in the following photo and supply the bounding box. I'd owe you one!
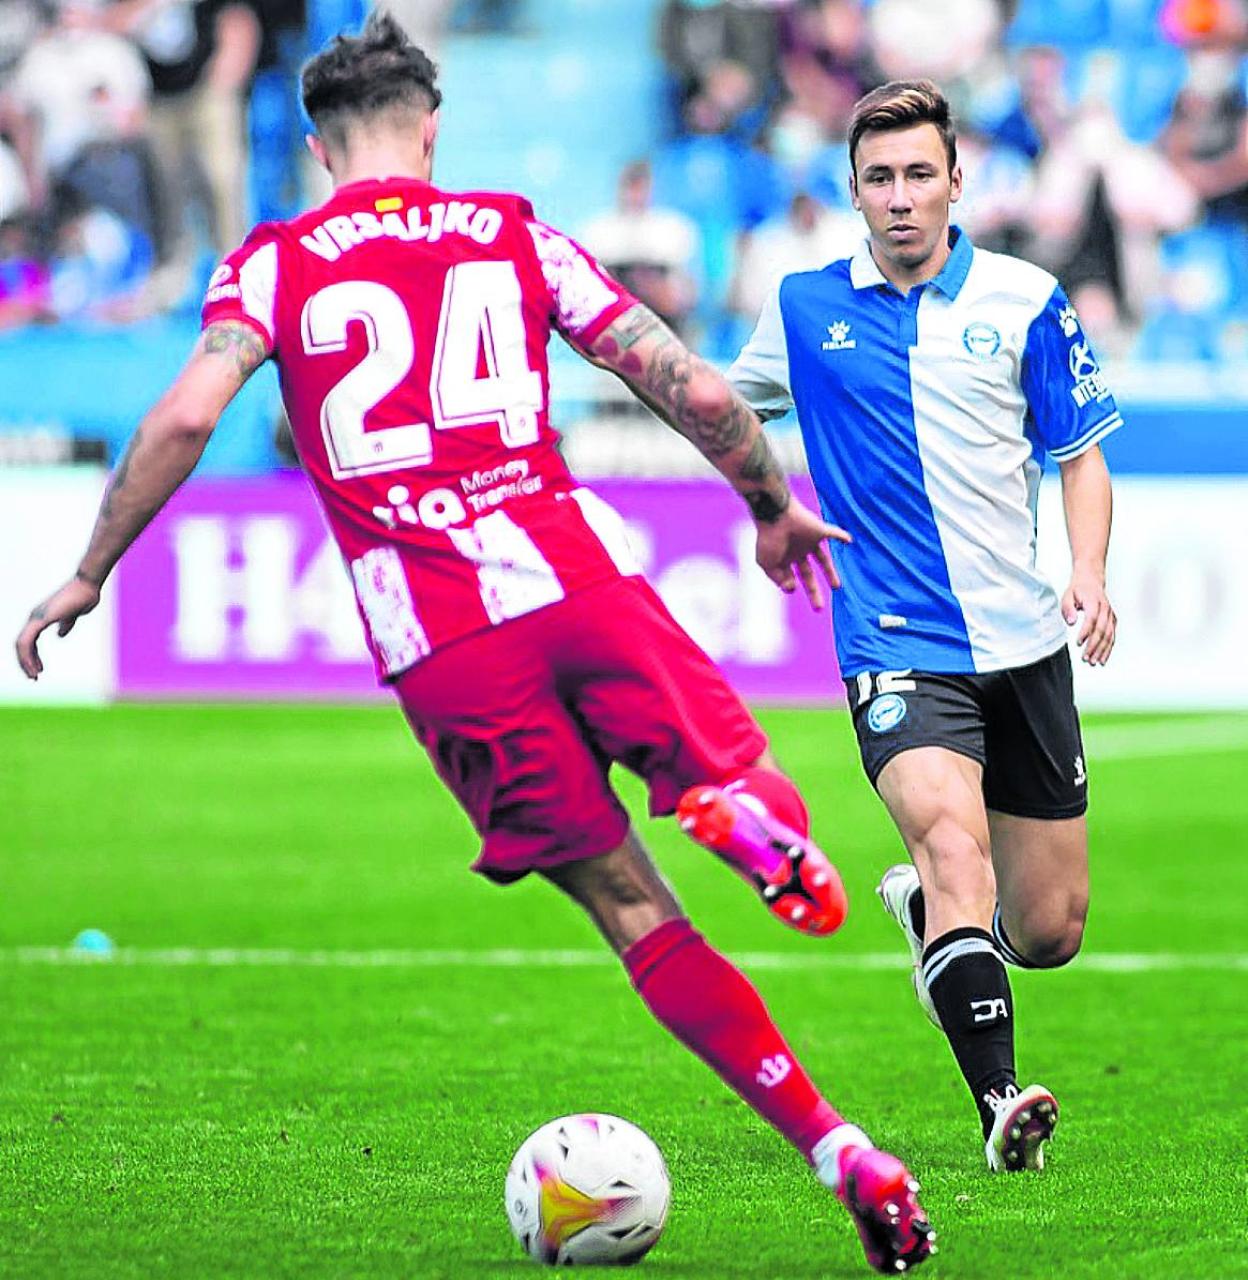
[833,1144,936,1274]
[676,785,848,936]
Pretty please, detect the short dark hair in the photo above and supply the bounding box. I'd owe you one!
[848,80,957,176]
[301,11,442,148]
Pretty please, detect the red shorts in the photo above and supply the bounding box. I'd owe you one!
[392,576,768,882]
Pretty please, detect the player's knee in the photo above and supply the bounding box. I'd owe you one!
[1023,928,1083,968]
[1024,901,1087,968]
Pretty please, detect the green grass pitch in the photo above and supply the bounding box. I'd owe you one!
[2,704,1246,1279]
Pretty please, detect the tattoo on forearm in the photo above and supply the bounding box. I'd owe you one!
[739,434,778,484]
[100,426,144,521]
[640,337,750,456]
[600,306,790,518]
[743,490,791,524]
[201,321,268,382]
[738,434,791,522]
[607,307,664,351]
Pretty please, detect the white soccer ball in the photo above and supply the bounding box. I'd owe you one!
[504,1113,671,1265]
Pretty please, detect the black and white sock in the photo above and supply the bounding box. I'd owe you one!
[922,927,1017,1138]
[992,904,1038,969]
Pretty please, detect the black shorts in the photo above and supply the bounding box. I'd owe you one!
[845,645,1087,820]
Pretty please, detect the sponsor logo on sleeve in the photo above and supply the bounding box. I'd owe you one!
[867,692,908,733]
[1068,339,1111,407]
[204,263,241,303]
[962,321,1001,358]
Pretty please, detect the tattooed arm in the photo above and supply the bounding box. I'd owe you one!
[584,305,792,520]
[15,321,267,678]
[578,303,850,607]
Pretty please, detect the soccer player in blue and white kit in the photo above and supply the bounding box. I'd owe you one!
[729,81,1121,1173]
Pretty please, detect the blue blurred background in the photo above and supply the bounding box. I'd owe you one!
[2,0,1248,475]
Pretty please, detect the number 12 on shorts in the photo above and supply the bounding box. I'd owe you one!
[855,670,917,704]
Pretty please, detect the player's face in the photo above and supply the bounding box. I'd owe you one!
[851,123,962,277]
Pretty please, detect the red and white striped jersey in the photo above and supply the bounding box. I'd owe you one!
[202,177,642,679]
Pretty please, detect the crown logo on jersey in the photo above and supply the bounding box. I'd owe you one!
[822,320,857,351]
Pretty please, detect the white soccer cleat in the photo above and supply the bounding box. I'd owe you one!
[875,864,941,1029]
[984,1084,1059,1172]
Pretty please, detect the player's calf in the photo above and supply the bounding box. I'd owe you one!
[629,914,934,1270]
[921,925,1020,1144]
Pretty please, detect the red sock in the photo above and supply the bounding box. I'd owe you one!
[720,766,811,838]
[623,919,841,1162]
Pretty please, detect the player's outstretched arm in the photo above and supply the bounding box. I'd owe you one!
[1058,444,1117,666]
[582,303,850,609]
[15,321,267,679]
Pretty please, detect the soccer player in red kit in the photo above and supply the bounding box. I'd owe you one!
[15,15,933,1272]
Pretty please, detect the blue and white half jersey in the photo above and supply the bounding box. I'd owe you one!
[729,228,1123,677]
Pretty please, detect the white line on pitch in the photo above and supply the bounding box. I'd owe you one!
[2,947,1244,973]
[1085,717,1248,761]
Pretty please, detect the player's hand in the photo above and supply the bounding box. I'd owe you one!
[1062,568,1116,666]
[14,576,101,680]
[754,497,851,612]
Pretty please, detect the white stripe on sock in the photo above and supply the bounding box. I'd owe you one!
[992,907,1031,968]
[923,937,999,989]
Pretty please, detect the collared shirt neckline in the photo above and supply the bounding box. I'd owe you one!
[849,226,973,300]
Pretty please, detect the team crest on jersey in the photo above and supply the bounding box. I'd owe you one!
[822,320,856,351]
[962,321,1001,358]
[867,693,908,733]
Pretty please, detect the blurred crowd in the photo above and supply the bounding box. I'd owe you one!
[0,0,309,327]
[3,0,1248,367]
[579,0,1248,361]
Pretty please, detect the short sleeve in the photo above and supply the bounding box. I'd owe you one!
[525,220,638,345]
[201,227,281,354]
[728,284,794,422]
[1020,285,1123,462]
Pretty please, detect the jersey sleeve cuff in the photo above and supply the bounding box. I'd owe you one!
[1048,410,1123,462]
[569,294,637,348]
